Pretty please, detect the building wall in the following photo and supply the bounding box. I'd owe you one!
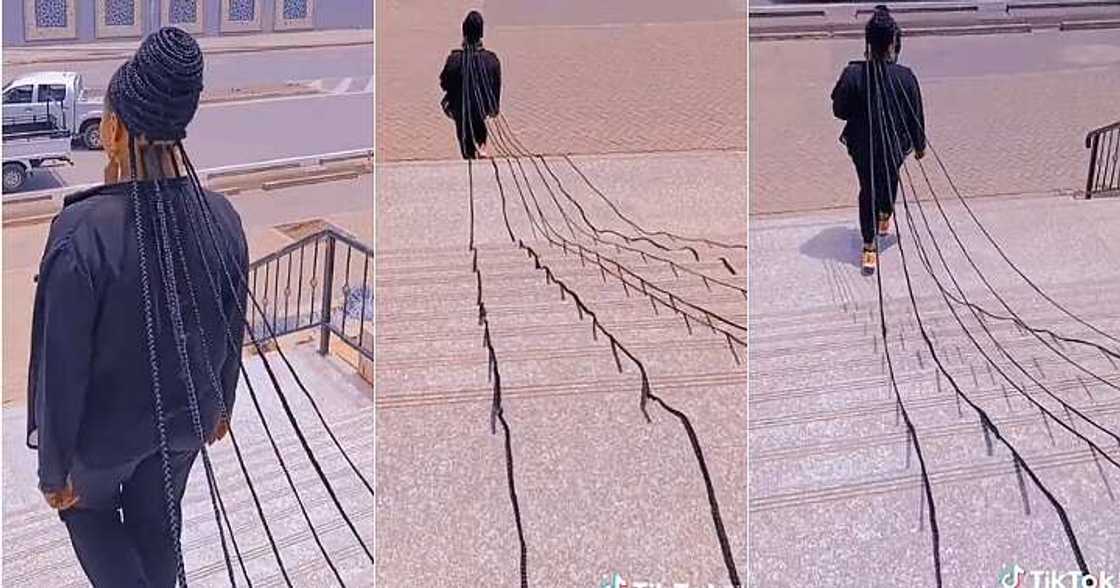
[3,0,372,46]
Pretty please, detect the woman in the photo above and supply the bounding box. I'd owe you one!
[27,27,248,587]
[440,10,502,159]
[831,5,927,275]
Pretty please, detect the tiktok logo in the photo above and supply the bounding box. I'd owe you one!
[999,564,1026,588]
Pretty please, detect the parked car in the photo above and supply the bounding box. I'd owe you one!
[2,71,105,149]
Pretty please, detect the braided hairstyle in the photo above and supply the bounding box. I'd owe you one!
[865,5,901,61]
[459,11,497,157]
[463,10,484,47]
[107,26,203,144]
[108,27,244,585]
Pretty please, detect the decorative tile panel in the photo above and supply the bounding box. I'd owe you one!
[23,0,77,41]
[229,0,254,21]
[104,0,133,25]
[220,0,261,32]
[274,0,313,31]
[95,0,143,38]
[35,0,68,27]
[162,0,203,34]
[282,0,306,19]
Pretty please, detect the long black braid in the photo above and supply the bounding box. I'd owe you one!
[126,134,191,587]
[111,28,235,587]
[107,26,373,587]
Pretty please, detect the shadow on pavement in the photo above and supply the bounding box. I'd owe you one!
[800,224,896,268]
[3,167,67,197]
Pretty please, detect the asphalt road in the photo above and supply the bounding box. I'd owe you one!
[3,44,374,91]
[14,89,373,192]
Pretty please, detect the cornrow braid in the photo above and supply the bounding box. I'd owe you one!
[107,27,204,143]
[126,136,190,587]
[865,5,899,60]
[149,158,240,586]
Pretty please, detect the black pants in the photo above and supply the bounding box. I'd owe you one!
[852,149,901,246]
[60,447,200,587]
[454,112,488,159]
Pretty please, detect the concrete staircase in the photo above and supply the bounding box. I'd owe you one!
[375,238,748,586]
[749,193,1120,585]
[2,344,374,587]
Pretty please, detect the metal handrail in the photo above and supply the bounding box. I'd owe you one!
[1085,120,1120,148]
[246,226,373,363]
[1085,119,1120,199]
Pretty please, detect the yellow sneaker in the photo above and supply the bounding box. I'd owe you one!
[861,247,878,275]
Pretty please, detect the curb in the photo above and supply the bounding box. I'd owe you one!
[1060,17,1120,27]
[1,148,373,226]
[207,161,302,180]
[748,0,1120,38]
[199,85,321,105]
[261,170,361,191]
[751,22,1033,40]
[1008,0,1120,8]
[77,82,321,105]
[4,39,372,67]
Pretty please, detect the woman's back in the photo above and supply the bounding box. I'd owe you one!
[27,180,248,471]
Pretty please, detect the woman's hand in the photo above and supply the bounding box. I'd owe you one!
[43,479,79,511]
[208,417,230,445]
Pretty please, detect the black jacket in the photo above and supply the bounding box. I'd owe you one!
[27,179,248,492]
[832,60,926,159]
[440,45,501,120]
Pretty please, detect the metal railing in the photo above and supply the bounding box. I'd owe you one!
[246,226,373,362]
[1085,120,1120,199]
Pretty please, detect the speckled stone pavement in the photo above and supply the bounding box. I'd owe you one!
[376,0,748,162]
[749,189,1120,585]
[751,28,1120,214]
[376,151,747,585]
[376,2,748,584]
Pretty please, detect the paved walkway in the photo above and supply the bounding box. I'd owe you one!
[376,150,747,585]
[751,26,1120,585]
[749,188,1120,584]
[376,0,747,161]
[750,28,1120,214]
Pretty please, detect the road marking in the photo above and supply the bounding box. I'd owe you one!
[199,89,372,109]
[287,76,374,96]
[331,77,354,94]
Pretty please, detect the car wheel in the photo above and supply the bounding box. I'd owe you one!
[3,163,27,193]
[82,121,103,150]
